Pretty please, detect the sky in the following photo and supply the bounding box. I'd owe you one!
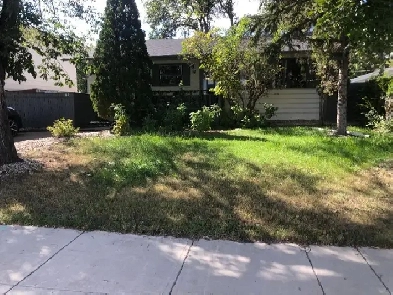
[92,0,261,37]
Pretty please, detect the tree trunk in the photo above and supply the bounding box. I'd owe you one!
[0,71,20,166]
[336,56,349,135]
[0,0,22,165]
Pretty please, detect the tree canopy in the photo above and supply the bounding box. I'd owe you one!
[182,17,280,115]
[0,0,97,165]
[144,0,237,38]
[90,0,152,123]
[254,0,393,134]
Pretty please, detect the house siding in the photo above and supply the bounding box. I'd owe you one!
[256,88,320,121]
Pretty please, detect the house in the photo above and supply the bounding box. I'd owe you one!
[5,50,77,93]
[87,39,322,123]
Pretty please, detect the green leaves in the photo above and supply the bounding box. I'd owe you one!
[182,17,280,114]
[90,0,152,122]
[145,0,236,38]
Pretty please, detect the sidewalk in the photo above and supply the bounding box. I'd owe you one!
[0,225,392,295]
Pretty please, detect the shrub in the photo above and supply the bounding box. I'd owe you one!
[47,118,79,138]
[230,103,278,129]
[374,119,393,134]
[142,114,158,132]
[111,104,131,136]
[363,104,393,134]
[163,103,187,131]
[190,104,221,132]
[263,103,279,120]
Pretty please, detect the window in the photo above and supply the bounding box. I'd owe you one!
[277,58,317,88]
[159,65,183,86]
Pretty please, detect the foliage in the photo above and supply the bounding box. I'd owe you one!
[111,104,131,136]
[360,75,393,125]
[145,0,236,38]
[142,114,158,132]
[255,0,393,135]
[190,104,221,132]
[47,118,79,138]
[182,17,281,115]
[0,0,97,165]
[163,103,187,131]
[90,0,153,122]
[361,75,393,134]
[364,104,393,134]
[374,119,393,134]
[231,103,278,128]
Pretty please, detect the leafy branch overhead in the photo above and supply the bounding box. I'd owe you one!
[1,0,99,88]
[0,0,98,165]
[144,0,237,38]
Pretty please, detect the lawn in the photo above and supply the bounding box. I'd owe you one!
[1,127,393,247]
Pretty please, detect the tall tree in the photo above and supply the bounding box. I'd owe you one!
[144,0,237,39]
[90,0,152,124]
[0,0,96,165]
[254,0,393,135]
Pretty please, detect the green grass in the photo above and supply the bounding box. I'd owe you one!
[1,127,393,247]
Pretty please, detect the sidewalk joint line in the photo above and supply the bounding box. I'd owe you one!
[356,247,391,295]
[5,231,86,294]
[169,239,194,295]
[303,246,326,295]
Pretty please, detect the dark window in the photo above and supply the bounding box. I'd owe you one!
[152,64,191,87]
[277,58,317,88]
[159,65,183,86]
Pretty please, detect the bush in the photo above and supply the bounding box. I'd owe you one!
[47,118,79,138]
[190,104,221,132]
[111,104,131,136]
[142,114,158,132]
[374,119,393,134]
[230,103,278,129]
[363,104,393,134]
[163,103,187,131]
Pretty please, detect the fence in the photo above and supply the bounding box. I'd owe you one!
[6,92,98,129]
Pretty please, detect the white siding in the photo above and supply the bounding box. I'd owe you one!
[256,88,320,121]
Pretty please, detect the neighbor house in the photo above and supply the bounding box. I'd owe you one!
[87,39,322,123]
[5,50,77,93]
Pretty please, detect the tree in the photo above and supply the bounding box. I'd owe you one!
[90,0,153,124]
[0,0,96,165]
[182,17,280,115]
[254,0,393,135]
[144,0,237,39]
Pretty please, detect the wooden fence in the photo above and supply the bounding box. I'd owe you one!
[6,92,98,129]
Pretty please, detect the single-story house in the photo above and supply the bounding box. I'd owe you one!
[87,39,322,123]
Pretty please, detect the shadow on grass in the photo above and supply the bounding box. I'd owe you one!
[1,136,393,248]
[287,135,393,168]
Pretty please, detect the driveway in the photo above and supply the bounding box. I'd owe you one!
[0,225,392,294]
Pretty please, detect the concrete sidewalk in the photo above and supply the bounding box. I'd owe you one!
[0,226,392,295]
